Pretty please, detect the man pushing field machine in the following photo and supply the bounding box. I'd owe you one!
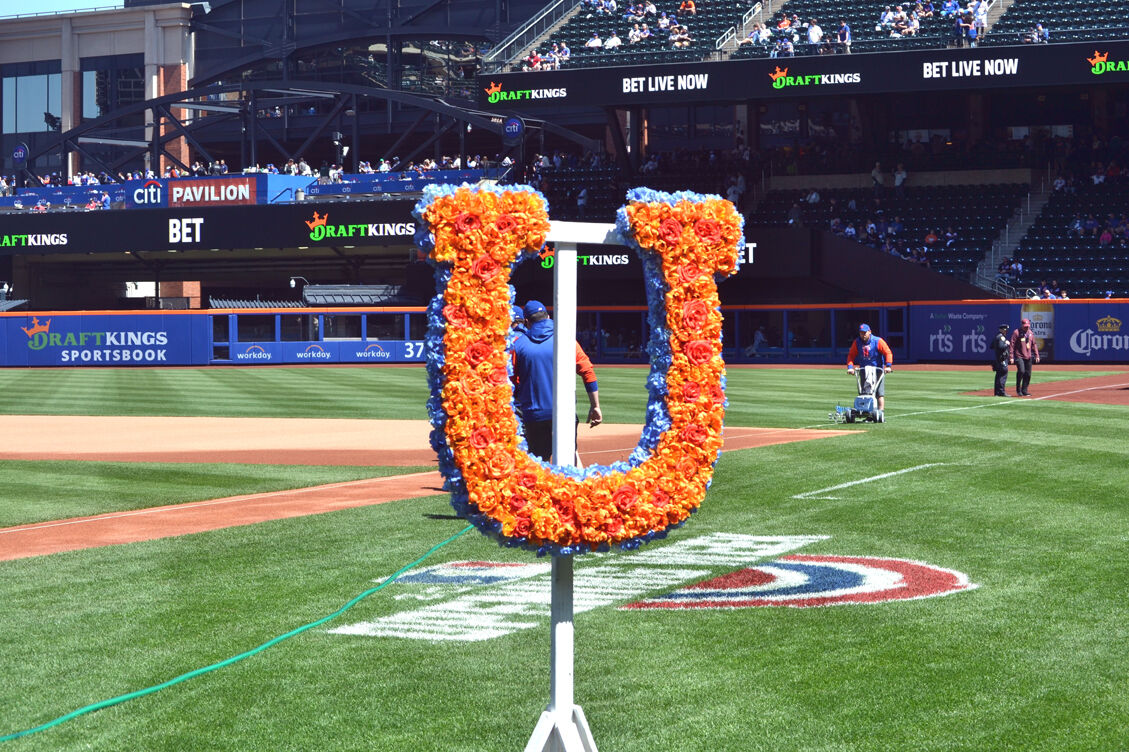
[838,323,893,423]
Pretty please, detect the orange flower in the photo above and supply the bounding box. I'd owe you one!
[684,339,715,365]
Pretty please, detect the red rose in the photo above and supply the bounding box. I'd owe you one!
[464,341,492,367]
[659,217,683,245]
[512,515,532,538]
[612,483,639,513]
[508,493,527,513]
[682,300,711,331]
[486,448,516,478]
[443,304,468,327]
[684,339,715,365]
[455,212,482,233]
[518,472,539,489]
[495,214,519,233]
[681,381,702,402]
[677,263,701,285]
[486,367,510,386]
[471,254,501,281]
[651,489,671,508]
[706,384,725,405]
[679,423,709,445]
[470,426,495,450]
[694,219,722,244]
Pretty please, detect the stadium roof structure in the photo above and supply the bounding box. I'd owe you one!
[299,284,425,306]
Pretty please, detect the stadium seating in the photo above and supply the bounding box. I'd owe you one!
[984,0,1129,45]
[748,183,1028,280]
[521,0,748,70]
[731,0,954,60]
[1014,182,1129,298]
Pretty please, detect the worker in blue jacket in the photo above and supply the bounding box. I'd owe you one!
[512,300,601,462]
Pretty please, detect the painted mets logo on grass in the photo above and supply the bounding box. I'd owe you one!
[329,534,978,641]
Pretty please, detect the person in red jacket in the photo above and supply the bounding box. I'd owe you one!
[1009,318,1040,396]
[846,323,894,411]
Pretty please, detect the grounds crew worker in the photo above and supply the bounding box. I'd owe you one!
[991,323,1011,397]
[846,323,893,412]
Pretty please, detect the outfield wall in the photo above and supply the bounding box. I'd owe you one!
[1,300,1126,366]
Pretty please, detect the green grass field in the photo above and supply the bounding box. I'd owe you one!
[2,365,1128,751]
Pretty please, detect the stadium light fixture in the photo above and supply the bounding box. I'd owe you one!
[289,276,310,289]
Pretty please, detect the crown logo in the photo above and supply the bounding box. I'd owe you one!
[484,82,503,96]
[1088,51,1108,66]
[305,212,328,231]
[21,316,50,338]
[1096,315,1121,332]
[769,66,788,82]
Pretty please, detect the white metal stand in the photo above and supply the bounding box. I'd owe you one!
[524,222,620,752]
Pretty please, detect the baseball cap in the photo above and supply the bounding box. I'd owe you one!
[999,323,1009,329]
[858,323,871,333]
[523,300,547,319]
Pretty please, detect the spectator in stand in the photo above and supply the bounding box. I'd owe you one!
[670,24,692,48]
[807,20,824,55]
[964,13,979,47]
[772,36,794,57]
[628,23,643,43]
[639,23,652,40]
[804,187,821,204]
[972,0,988,42]
[678,0,696,16]
[643,0,656,14]
[893,163,908,197]
[878,6,897,32]
[658,11,672,29]
[951,13,966,46]
[923,227,939,246]
[1049,280,1064,298]
[944,226,959,246]
[585,32,603,47]
[605,30,623,47]
[918,1,935,19]
[787,202,804,224]
[941,0,960,16]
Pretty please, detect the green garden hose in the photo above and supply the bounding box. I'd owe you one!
[0,524,474,744]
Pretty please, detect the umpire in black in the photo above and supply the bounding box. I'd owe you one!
[991,323,1011,396]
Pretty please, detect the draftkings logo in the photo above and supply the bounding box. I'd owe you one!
[769,66,860,90]
[1087,51,1127,75]
[484,81,567,104]
[537,248,629,269]
[303,212,414,242]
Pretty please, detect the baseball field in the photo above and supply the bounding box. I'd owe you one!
[1,363,1127,751]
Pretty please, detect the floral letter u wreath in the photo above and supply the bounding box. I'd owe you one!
[417,185,743,556]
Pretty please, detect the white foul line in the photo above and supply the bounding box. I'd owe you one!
[792,463,947,500]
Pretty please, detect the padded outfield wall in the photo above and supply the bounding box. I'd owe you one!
[2,300,1127,366]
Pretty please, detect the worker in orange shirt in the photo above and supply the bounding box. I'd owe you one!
[846,323,894,411]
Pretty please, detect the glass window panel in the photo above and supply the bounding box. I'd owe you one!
[366,314,404,340]
[2,78,14,134]
[238,314,277,342]
[280,315,316,341]
[323,314,361,340]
